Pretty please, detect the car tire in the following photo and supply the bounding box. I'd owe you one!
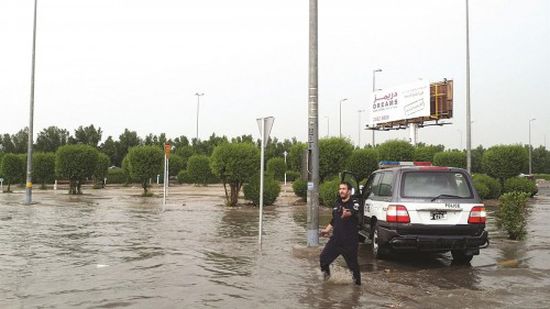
[451,250,474,264]
[371,222,388,259]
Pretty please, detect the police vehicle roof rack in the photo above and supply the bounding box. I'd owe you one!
[378,161,432,169]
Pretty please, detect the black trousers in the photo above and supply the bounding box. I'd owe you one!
[320,239,360,281]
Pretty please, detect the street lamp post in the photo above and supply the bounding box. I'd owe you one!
[357,110,365,147]
[25,0,39,205]
[372,69,382,146]
[465,0,472,174]
[195,93,205,141]
[529,118,536,175]
[339,98,348,138]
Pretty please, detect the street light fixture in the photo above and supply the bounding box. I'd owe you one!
[529,118,536,175]
[372,69,382,146]
[195,92,205,141]
[339,98,348,138]
[357,110,365,147]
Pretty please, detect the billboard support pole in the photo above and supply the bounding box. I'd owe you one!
[409,124,418,146]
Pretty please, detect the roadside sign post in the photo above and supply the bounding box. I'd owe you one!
[163,144,171,209]
[283,151,288,191]
[257,116,275,247]
[0,178,3,192]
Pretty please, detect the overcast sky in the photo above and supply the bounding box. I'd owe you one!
[1,0,549,149]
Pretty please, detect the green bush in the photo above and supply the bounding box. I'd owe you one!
[33,152,56,189]
[243,174,281,206]
[413,145,443,162]
[503,177,538,197]
[497,192,530,240]
[433,151,466,169]
[175,145,195,169]
[55,144,99,194]
[377,139,414,161]
[0,153,25,192]
[472,174,501,199]
[210,143,259,206]
[267,157,286,181]
[286,170,301,182]
[292,178,308,201]
[177,170,194,184]
[107,167,128,184]
[345,148,378,181]
[93,152,110,188]
[288,142,307,173]
[319,137,354,181]
[126,145,164,196]
[187,155,215,186]
[482,145,528,181]
[319,179,340,207]
[473,182,490,200]
[169,154,185,177]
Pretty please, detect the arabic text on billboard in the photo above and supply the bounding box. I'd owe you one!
[368,81,430,126]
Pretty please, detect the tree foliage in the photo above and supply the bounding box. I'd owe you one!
[210,143,259,206]
[0,153,25,192]
[126,146,163,196]
[33,152,56,189]
[267,157,286,181]
[345,148,379,181]
[55,144,99,194]
[243,173,281,206]
[319,137,354,181]
[187,155,215,186]
[482,145,528,181]
[35,126,70,152]
[93,152,111,188]
[377,139,414,161]
[433,151,467,169]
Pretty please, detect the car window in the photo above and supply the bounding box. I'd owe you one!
[401,171,473,199]
[378,172,394,197]
[366,173,383,199]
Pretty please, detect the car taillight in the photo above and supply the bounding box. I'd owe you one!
[468,206,486,224]
[387,205,410,223]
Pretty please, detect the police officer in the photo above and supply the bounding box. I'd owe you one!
[319,181,361,285]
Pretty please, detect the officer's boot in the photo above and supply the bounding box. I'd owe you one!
[352,270,361,286]
[321,265,331,281]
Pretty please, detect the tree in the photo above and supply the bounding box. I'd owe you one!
[377,139,414,161]
[187,155,215,186]
[532,146,550,174]
[192,133,229,156]
[243,174,281,206]
[71,124,103,147]
[267,157,286,181]
[1,134,16,153]
[169,154,185,177]
[288,142,307,174]
[55,144,99,194]
[319,137,354,181]
[433,151,467,169]
[413,145,443,162]
[35,126,70,152]
[33,152,56,189]
[471,145,485,174]
[126,146,163,196]
[482,145,528,182]
[11,128,29,153]
[0,153,25,192]
[100,136,121,167]
[345,148,379,181]
[118,129,142,161]
[93,152,110,188]
[175,145,195,169]
[210,143,259,206]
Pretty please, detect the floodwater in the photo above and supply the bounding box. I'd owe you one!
[1,183,549,308]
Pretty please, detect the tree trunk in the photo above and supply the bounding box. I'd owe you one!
[222,181,230,204]
[143,180,148,196]
[69,179,77,195]
[6,182,11,193]
[229,182,240,206]
[77,180,82,194]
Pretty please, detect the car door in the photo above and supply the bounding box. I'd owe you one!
[363,172,383,230]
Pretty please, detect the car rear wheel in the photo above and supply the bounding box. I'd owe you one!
[451,250,474,264]
[371,222,388,259]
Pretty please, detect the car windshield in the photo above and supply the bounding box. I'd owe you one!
[401,171,473,199]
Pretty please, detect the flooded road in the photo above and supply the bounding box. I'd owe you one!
[1,184,550,308]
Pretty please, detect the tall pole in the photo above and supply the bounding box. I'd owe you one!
[357,110,365,147]
[259,119,265,246]
[529,118,536,175]
[307,0,320,247]
[25,0,38,205]
[465,0,472,174]
[339,98,348,138]
[372,69,382,146]
[195,93,204,141]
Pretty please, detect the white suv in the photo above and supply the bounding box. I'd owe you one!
[345,162,489,264]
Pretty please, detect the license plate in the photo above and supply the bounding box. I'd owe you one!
[430,210,447,220]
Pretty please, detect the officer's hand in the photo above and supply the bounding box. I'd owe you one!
[341,208,352,219]
[319,229,330,237]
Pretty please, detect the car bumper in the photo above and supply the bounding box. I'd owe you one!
[378,223,489,253]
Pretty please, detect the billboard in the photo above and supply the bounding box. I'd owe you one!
[367,81,430,126]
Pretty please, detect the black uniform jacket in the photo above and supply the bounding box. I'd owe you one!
[329,197,359,246]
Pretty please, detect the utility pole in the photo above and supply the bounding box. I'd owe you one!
[307,0,320,247]
[357,110,365,147]
[339,98,348,138]
[25,0,38,205]
[195,92,204,141]
[465,0,472,174]
[372,69,382,146]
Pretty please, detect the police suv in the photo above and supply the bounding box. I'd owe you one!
[344,161,489,264]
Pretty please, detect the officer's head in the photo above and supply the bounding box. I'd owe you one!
[339,182,352,199]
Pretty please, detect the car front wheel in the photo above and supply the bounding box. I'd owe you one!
[371,222,388,259]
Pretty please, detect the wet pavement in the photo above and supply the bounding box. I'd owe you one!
[1,183,549,308]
